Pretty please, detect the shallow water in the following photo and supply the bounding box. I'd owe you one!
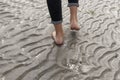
[0,0,120,80]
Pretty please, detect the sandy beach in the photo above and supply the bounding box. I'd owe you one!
[0,0,120,80]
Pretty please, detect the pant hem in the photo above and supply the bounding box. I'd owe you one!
[67,3,79,7]
[51,20,62,24]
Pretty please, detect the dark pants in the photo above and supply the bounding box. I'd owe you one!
[46,0,79,24]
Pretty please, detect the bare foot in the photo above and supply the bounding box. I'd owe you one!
[52,31,64,45]
[70,21,80,30]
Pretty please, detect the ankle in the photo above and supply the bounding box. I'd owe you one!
[56,31,64,36]
[70,19,78,23]
[70,21,78,25]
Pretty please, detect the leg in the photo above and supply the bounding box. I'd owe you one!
[68,0,80,30]
[46,0,64,45]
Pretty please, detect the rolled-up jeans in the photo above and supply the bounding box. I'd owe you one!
[46,0,79,24]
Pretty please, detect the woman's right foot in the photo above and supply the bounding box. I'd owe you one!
[70,21,80,30]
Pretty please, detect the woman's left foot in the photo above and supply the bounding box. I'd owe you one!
[52,31,64,45]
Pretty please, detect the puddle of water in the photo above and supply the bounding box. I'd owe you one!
[81,64,93,73]
[1,39,5,44]
[0,76,5,80]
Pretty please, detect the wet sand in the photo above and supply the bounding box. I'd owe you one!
[0,0,120,80]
